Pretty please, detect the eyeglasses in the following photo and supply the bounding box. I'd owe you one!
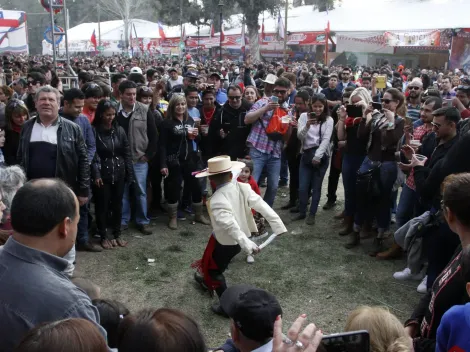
[407,86,421,91]
[273,89,288,94]
[431,121,442,129]
[228,96,242,101]
[382,99,396,104]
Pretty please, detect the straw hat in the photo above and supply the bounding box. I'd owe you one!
[195,156,245,178]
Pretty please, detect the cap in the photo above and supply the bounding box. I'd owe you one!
[220,285,282,343]
[184,71,199,79]
[168,67,177,73]
[130,67,143,74]
[262,73,277,85]
[210,72,223,80]
[187,63,197,69]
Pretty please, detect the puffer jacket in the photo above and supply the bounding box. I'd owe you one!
[17,116,90,197]
[92,124,134,184]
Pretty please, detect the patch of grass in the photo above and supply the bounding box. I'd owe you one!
[165,244,184,252]
[179,230,196,237]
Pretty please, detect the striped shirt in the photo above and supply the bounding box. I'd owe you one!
[405,124,433,191]
[407,103,421,122]
[246,98,283,158]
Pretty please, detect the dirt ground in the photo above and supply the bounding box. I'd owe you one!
[76,176,420,348]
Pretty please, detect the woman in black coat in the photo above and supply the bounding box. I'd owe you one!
[4,99,29,166]
[92,100,134,249]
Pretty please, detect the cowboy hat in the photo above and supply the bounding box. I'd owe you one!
[262,73,277,85]
[195,156,245,178]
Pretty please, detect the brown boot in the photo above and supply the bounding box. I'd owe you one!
[334,210,345,220]
[338,216,353,236]
[376,242,403,260]
[167,203,178,230]
[193,202,210,225]
[344,231,360,249]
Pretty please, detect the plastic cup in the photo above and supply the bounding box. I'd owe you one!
[410,139,421,147]
[414,154,427,162]
[201,124,209,135]
[281,116,291,124]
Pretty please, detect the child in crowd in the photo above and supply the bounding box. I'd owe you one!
[237,159,267,264]
[93,299,130,350]
[436,246,470,352]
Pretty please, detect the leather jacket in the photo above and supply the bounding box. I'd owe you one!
[17,116,90,197]
[92,124,134,184]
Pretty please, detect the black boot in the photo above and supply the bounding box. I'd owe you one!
[369,237,385,257]
[281,201,296,210]
[345,231,360,249]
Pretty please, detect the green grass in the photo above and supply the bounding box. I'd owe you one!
[76,181,419,347]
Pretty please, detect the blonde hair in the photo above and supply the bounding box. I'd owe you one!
[345,306,412,352]
[166,94,188,121]
[349,87,373,106]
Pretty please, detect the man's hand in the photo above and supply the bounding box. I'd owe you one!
[265,101,279,112]
[94,178,104,187]
[160,168,169,177]
[77,196,88,206]
[398,162,412,172]
[140,155,149,163]
[401,144,415,161]
[312,159,321,166]
[452,97,466,112]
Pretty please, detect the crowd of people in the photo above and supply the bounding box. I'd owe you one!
[0,52,470,351]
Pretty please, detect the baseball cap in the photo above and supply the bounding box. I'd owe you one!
[210,72,223,80]
[220,285,282,343]
[185,71,199,79]
[130,66,143,74]
[168,67,177,73]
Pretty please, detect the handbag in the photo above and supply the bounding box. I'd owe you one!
[356,164,382,204]
[302,147,318,166]
[262,107,289,141]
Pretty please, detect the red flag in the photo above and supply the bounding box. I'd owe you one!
[240,24,246,53]
[158,22,166,40]
[210,22,215,37]
[90,29,97,49]
[220,24,225,43]
[261,21,265,42]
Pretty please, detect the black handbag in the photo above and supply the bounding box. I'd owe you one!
[356,164,382,204]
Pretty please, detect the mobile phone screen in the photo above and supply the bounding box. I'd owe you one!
[322,330,370,352]
[346,105,363,118]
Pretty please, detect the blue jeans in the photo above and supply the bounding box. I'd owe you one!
[250,147,281,207]
[354,158,397,232]
[342,154,365,217]
[396,183,418,228]
[280,150,288,183]
[298,155,329,216]
[122,161,149,226]
[76,202,89,245]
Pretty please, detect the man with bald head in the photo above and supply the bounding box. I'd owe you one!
[0,179,106,350]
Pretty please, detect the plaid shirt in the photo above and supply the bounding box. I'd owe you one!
[405,124,433,191]
[246,98,283,158]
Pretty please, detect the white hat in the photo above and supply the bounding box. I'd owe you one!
[130,66,143,74]
[262,73,277,85]
[195,155,245,178]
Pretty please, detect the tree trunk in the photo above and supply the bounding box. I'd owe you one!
[246,15,260,61]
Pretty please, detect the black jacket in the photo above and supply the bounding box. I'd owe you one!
[92,124,134,184]
[4,128,21,166]
[159,116,199,169]
[207,100,252,160]
[17,116,90,197]
[199,103,223,159]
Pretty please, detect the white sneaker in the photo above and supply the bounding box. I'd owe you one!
[391,213,397,224]
[246,255,255,264]
[417,276,428,294]
[393,267,424,281]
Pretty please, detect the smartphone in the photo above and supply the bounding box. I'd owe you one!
[376,75,387,89]
[271,96,279,104]
[322,330,370,352]
[372,102,382,111]
[346,105,363,117]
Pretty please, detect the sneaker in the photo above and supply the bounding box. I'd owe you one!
[291,213,306,221]
[290,205,300,213]
[322,200,336,210]
[278,180,288,187]
[193,272,208,291]
[177,210,187,220]
[417,276,428,294]
[393,267,424,281]
[183,206,194,214]
[391,213,397,224]
[305,214,316,225]
[246,255,255,264]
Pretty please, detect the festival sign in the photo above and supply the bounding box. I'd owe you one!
[449,29,470,71]
[384,30,441,47]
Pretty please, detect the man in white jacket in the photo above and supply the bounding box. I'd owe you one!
[192,156,287,316]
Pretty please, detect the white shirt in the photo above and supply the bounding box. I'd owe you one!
[252,339,273,352]
[30,119,59,144]
[118,103,135,118]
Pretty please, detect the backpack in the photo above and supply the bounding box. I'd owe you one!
[262,107,289,141]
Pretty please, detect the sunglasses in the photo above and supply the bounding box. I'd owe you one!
[382,99,396,104]
[27,80,39,86]
[228,96,242,101]
[431,121,442,129]
[273,89,288,94]
[407,86,421,91]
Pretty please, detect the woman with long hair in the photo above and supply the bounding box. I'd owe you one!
[243,85,260,104]
[159,95,209,230]
[92,100,134,249]
[293,93,334,225]
[4,99,29,165]
[336,87,371,236]
[345,88,405,254]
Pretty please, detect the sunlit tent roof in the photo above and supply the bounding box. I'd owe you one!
[65,0,470,41]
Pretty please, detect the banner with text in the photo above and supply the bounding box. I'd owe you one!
[384,30,441,47]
